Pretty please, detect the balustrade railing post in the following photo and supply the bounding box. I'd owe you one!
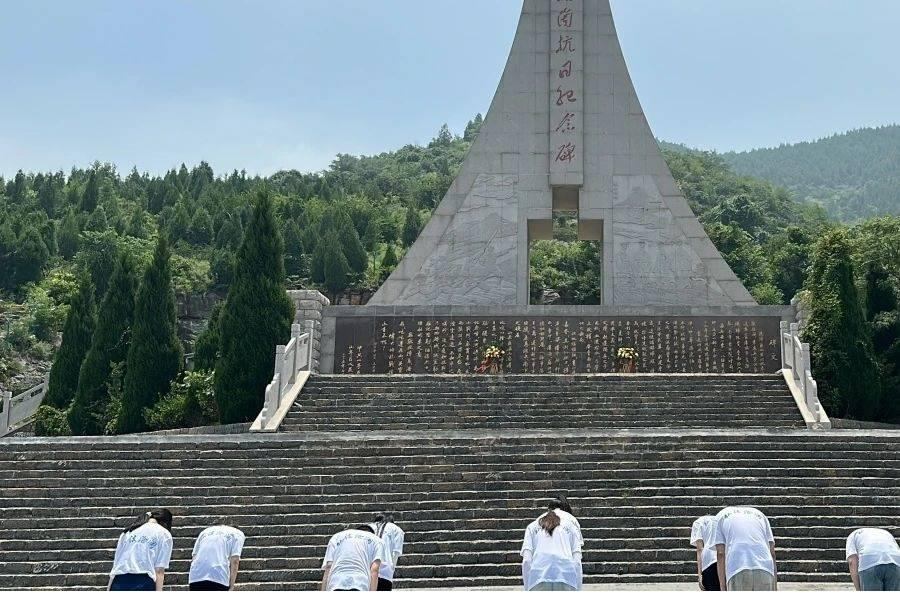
[274,345,286,401]
[779,321,789,369]
[3,390,12,435]
[304,319,315,371]
[291,323,302,381]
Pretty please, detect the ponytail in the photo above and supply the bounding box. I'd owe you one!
[373,511,395,538]
[539,495,573,535]
[124,508,173,533]
[539,510,561,535]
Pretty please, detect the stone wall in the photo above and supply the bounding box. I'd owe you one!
[288,290,330,373]
[321,304,793,375]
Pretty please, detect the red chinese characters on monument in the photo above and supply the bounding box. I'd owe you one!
[550,0,582,180]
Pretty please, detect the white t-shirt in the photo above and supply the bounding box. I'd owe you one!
[691,515,718,571]
[371,522,405,581]
[520,509,584,591]
[846,528,900,573]
[323,529,385,591]
[713,507,775,582]
[110,522,173,581]
[189,525,246,587]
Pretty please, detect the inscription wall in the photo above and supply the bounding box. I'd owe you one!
[333,316,781,375]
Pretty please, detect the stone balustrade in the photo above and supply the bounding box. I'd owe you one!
[780,321,830,429]
[1,374,50,437]
[254,320,314,431]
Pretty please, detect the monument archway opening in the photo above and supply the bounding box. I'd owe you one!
[528,209,604,306]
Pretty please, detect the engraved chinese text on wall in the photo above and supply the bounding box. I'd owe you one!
[334,317,781,375]
[550,0,584,186]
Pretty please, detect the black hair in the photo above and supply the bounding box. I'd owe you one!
[548,495,573,515]
[373,512,395,537]
[124,508,173,533]
[539,495,573,536]
[353,524,375,534]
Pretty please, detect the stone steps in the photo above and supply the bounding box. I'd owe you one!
[280,374,803,431]
[1,430,898,590]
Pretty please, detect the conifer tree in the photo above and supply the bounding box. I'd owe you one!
[119,235,183,433]
[382,243,398,271]
[11,226,50,288]
[402,206,422,247]
[186,207,213,245]
[804,230,881,420]
[81,171,99,213]
[69,253,138,435]
[311,241,328,284]
[126,207,148,238]
[323,234,351,296]
[339,220,367,273]
[215,191,293,424]
[361,218,380,252]
[85,205,108,232]
[56,208,79,260]
[193,301,223,372]
[283,220,305,276]
[43,276,96,409]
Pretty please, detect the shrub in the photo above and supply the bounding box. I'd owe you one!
[33,405,72,437]
[144,370,218,431]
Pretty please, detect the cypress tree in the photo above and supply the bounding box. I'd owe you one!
[119,235,183,433]
[68,253,138,435]
[12,226,50,288]
[338,220,367,273]
[283,220,305,276]
[310,238,328,284]
[215,191,293,424]
[193,301,223,372]
[382,243,398,271]
[85,205,108,232]
[43,276,96,409]
[361,218,380,252]
[186,207,213,245]
[402,206,422,248]
[804,230,881,420]
[81,171,99,213]
[323,234,351,296]
[58,209,80,259]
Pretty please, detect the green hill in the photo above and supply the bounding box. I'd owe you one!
[721,125,900,222]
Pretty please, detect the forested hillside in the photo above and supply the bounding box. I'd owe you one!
[1,115,898,426]
[722,125,900,222]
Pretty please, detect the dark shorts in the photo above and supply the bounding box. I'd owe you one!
[702,563,721,591]
[377,577,393,591]
[189,580,230,591]
[110,574,155,591]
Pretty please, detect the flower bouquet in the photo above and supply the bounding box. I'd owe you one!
[616,347,638,373]
[475,345,506,375]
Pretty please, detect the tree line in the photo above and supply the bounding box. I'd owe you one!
[1,113,898,429]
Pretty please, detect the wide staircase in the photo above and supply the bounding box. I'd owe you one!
[281,374,803,431]
[1,374,897,590]
[2,429,900,589]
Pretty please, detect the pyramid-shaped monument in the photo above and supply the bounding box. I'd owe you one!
[370,0,755,307]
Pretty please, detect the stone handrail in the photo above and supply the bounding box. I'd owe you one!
[1,374,50,436]
[252,320,314,432]
[780,321,830,429]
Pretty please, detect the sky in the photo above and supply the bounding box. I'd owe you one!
[1,0,899,178]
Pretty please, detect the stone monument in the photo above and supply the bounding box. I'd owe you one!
[317,0,790,375]
[369,0,755,307]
